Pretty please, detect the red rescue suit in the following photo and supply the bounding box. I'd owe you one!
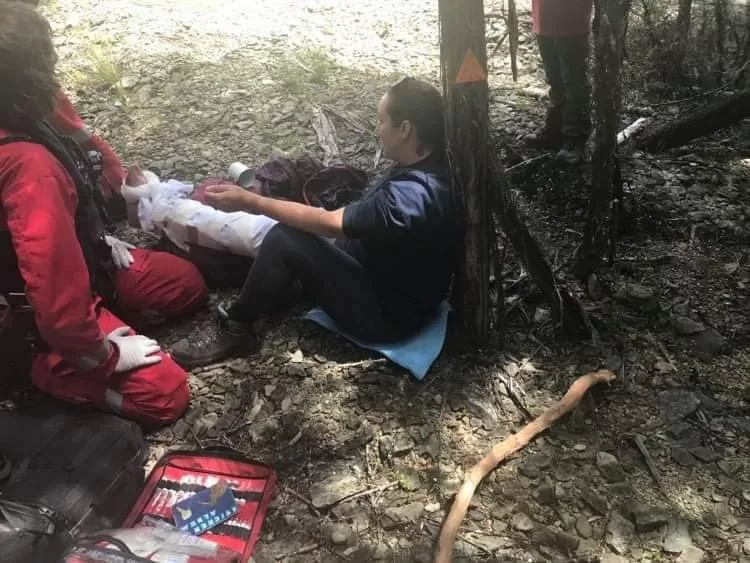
[46,91,125,198]
[0,130,208,426]
[532,0,593,36]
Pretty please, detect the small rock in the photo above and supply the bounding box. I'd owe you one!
[659,389,701,421]
[532,526,580,553]
[606,511,635,555]
[672,446,698,467]
[580,485,608,515]
[383,502,424,528]
[717,460,744,477]
[690,446,720,462]
[535,480,557,505]
[597,451,626,483]
[289,349,304,362]
[575,516,593,539]
[617,283,657,310]
[663,518,693,553]
[310,474,361,508]
[511,512,536,532]
[327,523,352,545]
[280,396,292,412]
[392,434,414,455]
[672,316,705,336]
[631,503,671,532]
[692,328,727,360]
[284,364,307,378]
[395,467,422,492]
[677,546,705,563]
[474,536,510,553]
[743,537,750,554]
[573,443,588,452]
[600,555,629,563]
[425,502,440,513]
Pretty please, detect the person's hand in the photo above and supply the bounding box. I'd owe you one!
[106,326,162,373]
[103,235,136,270]
[204,184,256,213]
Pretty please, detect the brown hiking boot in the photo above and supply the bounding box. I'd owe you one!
[171,317,258,369]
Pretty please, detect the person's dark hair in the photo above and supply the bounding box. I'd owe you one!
[0,3,58,130]
[386,77,446,155]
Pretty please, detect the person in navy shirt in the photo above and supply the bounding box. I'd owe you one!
[172,77,463,368]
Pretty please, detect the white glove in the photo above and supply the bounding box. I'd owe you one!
[103,235,136,270]
[107,326,162,373]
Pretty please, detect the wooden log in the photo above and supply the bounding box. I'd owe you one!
[636,90,750,152]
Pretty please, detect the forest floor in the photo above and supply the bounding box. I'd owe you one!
[44,0,749,561]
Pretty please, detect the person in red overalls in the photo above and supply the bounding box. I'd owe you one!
[0,3,209,427]
[524,0,594,165]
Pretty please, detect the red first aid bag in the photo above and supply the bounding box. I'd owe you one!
[122,448,276,562]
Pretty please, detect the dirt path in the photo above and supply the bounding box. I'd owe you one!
[44,0,750,561]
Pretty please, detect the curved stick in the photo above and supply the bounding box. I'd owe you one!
[434,369,616,563]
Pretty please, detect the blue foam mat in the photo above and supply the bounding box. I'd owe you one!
[303,301,451,381]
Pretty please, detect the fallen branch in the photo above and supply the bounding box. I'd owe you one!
[629,433,667,497]
[433,369,616,563]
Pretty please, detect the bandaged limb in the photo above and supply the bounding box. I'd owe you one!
[121,171,278,258]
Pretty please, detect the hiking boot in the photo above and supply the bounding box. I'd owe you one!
[523,128,563,150]
[171,317,258,369]
[554,141,585,166]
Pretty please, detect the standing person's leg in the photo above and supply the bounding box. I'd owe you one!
[171,224,406,369]
[554,34,591,164]
[111,249,209,325]
[525,35,566,148]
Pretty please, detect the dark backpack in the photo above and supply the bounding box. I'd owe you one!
[0,401,145,563]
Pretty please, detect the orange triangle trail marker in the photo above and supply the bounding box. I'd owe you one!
[454,49,487,84]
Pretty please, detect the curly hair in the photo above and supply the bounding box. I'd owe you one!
[0,3,58,130]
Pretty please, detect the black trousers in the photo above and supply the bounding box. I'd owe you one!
[537,34,592,141]
[227,224,410,342]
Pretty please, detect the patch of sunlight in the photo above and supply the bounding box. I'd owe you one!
[67,42,129,106]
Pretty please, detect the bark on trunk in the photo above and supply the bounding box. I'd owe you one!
[439,0,492,345]
[575,0,631,281]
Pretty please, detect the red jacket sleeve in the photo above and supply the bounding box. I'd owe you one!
[47,91,125,197]
[0,143,114,372]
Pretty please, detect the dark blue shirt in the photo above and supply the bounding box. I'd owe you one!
[340,153,463,332]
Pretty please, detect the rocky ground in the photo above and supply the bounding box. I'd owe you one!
[42,0,749,561]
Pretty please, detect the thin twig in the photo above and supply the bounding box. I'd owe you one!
[275,543,320,561]
[328,482,397,509]
[506,152,553,173]
[337,358,388,369]
[629,433,668,497]
[190,427,205,450]
[282,486,321,517]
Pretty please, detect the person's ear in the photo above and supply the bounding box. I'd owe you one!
[399,120,413,139]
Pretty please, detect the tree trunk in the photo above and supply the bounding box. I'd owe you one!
[715,0,727,83]
[636,90,750,152]
[575,0,631,281]
[439,0,491,345]
[675,0,692,71]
